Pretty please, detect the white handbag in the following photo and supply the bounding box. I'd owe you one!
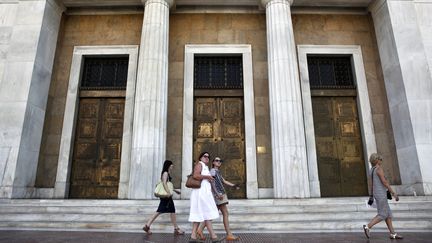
[154,181,174,198]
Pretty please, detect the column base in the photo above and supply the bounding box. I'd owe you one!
[54,181,69,198]
[0,186,39,198]
[393,182,432,196]
[309,180,321,198]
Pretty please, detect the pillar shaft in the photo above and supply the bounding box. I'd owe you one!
[129,0,171,199]
[263,0,310,198]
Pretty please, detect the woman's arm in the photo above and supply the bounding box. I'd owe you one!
[161,171,171,196]
[192,163,213,181]
[222,177,236,187]
[377,166,399,201]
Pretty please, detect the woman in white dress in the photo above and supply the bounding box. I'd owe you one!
[188,152,221,243]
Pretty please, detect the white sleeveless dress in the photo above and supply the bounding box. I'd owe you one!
[188,161,219,222]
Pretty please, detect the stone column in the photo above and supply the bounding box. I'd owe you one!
[129,0,173,199]
[262,0,310,198]
[370,0,432,195]
[0,0,63,198]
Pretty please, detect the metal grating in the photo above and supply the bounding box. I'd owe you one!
[307,56,355,89]
[81,56,129,90]
[194,56,243,89]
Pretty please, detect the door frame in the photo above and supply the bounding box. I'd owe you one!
[54,45,139,198]
[297,45,377,197]
[182,45,258,199]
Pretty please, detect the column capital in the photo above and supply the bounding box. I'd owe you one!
[261,0,293,8]
[142,0,174,8]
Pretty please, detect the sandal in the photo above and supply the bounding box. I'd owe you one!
[174,227,185,235]
[196,229,206,240]
[390,233,403,239]
[226,234,240,241]
[142,224,152,234]
[363,225,370,239]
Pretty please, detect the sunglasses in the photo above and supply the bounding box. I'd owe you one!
[203,155,210,158]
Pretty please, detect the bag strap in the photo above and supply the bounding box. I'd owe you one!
[370,167,376,196]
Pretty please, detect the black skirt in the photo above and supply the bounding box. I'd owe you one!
[156,197,175,213]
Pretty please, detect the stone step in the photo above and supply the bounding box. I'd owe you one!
[0,199,429,214]
[0,211,430,222]
[0,197,431,232]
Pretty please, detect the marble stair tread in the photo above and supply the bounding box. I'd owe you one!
[0,197,431,232]
[0,210,430,222]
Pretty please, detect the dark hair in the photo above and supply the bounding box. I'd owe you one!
[161,160,173,177]
[198,151,210,161]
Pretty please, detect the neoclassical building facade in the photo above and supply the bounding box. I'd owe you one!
[0,0,431,200]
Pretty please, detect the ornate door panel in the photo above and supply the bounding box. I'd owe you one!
[194,97,246,199]
[312,96,367,197]
[70,98,124,199]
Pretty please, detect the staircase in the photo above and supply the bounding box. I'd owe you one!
[0,196,431,232]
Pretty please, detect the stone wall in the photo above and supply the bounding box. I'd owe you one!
[415,2,432,80]
[292,14,400,184]
[35,14,143,187]
[37,12,401,190]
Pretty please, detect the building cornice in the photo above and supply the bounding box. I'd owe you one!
[58,0,373,8]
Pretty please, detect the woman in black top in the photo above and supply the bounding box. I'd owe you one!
[143,160,184,235]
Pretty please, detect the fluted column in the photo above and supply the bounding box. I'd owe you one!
[262,0,310,198]
[129,0,173,199]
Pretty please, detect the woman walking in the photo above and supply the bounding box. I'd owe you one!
[143,160,184,235]
[197,157,239,241]
[363,153,403,239]
[188,152,222,243]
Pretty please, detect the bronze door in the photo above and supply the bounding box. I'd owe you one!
[69,98,124,199]
[194,97,246,199]
[312,96,368,197]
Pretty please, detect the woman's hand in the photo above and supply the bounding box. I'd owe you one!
[205,175,214,182]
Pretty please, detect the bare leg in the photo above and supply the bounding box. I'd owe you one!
[146,212,161,227]
[385,217,395,234]
[198,221,205,232]
[196,221,206,240]
[170,213,180,229]
[219,204,233,236]
[368,215,383,229]
[204,220,218,239]
[191,222,199,239]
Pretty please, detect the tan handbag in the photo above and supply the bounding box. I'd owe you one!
[185,174,201,189]
[154,181,174,198]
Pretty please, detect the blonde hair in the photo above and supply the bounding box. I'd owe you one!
[369,153,383,165]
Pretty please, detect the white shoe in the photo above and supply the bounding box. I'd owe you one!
[363,225,370,239]
[390,233,403,239]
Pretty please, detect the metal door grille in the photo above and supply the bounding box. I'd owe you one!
[307,56,355,89]
[81,56,128,90]
[194,56,243,89]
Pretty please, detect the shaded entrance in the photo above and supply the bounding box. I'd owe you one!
[312,93,368,197]
[194,95,246,199]
[192,55,246,199]
[70,96,124,198]
[308,56,368,197]
[69,56,128,199]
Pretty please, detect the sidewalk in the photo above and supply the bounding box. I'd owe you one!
[1,230,431,243]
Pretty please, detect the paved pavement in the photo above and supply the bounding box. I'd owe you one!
[0,231,431,243]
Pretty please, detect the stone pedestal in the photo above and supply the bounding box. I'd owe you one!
[262,0,310,198]
[129,0,173,199]
[370,0,432,195]
[0,0,63,198]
